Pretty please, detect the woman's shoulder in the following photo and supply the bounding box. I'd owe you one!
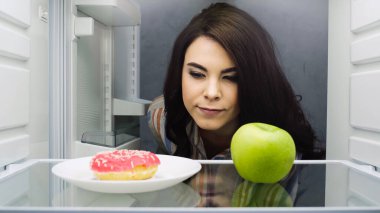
[147,95,165,129]
[148,95,164,111]
[147,95,176,154]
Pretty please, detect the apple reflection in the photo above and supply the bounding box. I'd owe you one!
[187,164,298,207]
[231,180,293,207]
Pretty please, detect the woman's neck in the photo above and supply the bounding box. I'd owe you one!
[199,124,238,159]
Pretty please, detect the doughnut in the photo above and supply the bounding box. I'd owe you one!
[90,150,160,180]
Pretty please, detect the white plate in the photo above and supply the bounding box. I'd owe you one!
[52,154,202,194]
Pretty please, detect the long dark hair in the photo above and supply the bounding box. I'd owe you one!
[163,3,324,159]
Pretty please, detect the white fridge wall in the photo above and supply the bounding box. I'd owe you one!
[0,65,29,130]
[325,1,351,205]
[0,0,49,167]
[26,0,49,159]
[327,0,380,165]
[0,0,30,28]
[326,0,352,160]
[326,0,380,206]
[76,16,111,140]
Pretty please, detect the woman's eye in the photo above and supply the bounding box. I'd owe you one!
[189,71,205,79]
[223,75,238,82]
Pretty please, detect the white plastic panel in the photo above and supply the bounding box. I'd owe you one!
[0,65,29,130]
[348,165,380,205]
[350,70,380,132]
[351,0,380,32]
[326,0,351,160]
[76,19,111,139]
[0,135,29,168]
[0,0,31,28]
[351,35,380,64]
[114,26,140,99]
[74,17,94,37]
[0,26,30,60]
[0,169,29,205]
[349,136,380,168]
[75,0,141,26]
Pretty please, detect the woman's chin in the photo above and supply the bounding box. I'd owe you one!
[196,122,225,132]
[195,117,239,134]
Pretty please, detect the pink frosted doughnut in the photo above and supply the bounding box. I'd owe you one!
[90,150,160,180]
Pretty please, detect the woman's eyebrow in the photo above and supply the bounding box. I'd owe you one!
[221,67,237,74]
[187,62,237,73]
[187,62,207,71]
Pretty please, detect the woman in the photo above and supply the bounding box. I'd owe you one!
[147,2,325,160]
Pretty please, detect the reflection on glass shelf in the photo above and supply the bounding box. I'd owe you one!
[52,182,200,207]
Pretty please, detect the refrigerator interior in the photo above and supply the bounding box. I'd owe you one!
[0,0,380,212]
[50,0,150,158]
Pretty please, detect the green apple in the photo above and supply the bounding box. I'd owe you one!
[231,180,293,207]
[230,123,296,183]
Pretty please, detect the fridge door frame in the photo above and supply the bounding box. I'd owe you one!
[49,0,74,159]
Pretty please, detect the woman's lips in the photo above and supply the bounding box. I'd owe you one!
[198,106,224,116]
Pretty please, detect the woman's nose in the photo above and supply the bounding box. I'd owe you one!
[204,79,221,100]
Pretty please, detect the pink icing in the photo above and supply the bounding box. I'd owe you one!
[90,150,160,172]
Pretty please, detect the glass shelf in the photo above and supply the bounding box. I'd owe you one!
[1,159,380,212]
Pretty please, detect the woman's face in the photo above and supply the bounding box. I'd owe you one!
[182,36,240,135]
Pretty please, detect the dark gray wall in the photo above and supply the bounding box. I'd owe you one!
[138,0,328,152]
